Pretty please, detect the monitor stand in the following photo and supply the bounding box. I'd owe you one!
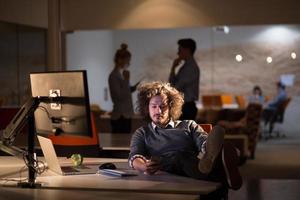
[0,98,41,188]
[17,115,41,188]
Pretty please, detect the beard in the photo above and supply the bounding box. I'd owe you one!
[152,114,169,127]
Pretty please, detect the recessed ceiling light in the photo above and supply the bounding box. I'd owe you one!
[291,52,297,59]
[235,54,243,62]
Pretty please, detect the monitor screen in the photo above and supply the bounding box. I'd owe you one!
[30,70,92,137]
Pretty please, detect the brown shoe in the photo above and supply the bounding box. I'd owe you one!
[199,125,225,174]
[222,142,243,190]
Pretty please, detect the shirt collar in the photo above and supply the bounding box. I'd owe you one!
[151,120,175,130]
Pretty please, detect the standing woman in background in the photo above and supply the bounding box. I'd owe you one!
[108,44,138,133]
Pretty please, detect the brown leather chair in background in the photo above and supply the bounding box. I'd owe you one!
[218,103,263,160]
[235,95,246,109]
[199,124,212,133]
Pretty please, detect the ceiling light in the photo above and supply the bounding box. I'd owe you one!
[291,52,297,59]
[266,56,273,63]
[235,54,243,62]
[214,26,230,34]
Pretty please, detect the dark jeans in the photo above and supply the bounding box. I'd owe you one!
[160,151,223,183]
[180,101,198,120]
[110,116,131,133]
[262,108,276,133]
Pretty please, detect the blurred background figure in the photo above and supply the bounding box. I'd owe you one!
[262,81,288,134]
[108,43,139,133]
[169,38,200,120]
[248,85,265,105]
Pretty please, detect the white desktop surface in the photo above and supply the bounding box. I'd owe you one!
[0,156,221,197]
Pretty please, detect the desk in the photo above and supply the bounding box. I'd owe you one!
[99,131,249,165]
[0,156,222,199]
[197,108,246,125]
[99,133,131,149]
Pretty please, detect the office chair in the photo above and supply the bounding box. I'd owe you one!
[235,95,246,109]
[268,97,291,138]
[218,103,263,159]
[199,124,212,133]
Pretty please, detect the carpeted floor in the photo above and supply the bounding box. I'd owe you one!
[240,135,300,179]
[229,129,300,200]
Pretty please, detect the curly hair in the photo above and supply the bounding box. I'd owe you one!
[136,81,184,121]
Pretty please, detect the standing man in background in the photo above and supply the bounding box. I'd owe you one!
[169,38,200,120]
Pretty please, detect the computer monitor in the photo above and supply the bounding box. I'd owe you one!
[30,70,92,137]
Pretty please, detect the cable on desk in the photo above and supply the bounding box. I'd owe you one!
[22,153,46,175]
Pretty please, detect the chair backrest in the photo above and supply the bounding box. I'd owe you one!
[244,103,263,158]
[221,94,233,105]
[235,95,246,109]
[202,95,222,108]
[244,103,263,135]
[199,124,212,133]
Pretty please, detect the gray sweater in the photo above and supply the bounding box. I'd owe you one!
[129,120,208,173]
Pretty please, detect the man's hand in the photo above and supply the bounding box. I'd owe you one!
[132,156,161,175]
[144,157,161,175]
[172,57,183,69]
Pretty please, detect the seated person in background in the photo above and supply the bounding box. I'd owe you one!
[248,85,265,105]
[128,81,242,190]
[262,81,288,133]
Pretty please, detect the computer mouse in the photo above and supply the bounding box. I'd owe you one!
[99,162,117,170]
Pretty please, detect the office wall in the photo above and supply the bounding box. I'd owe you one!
[0,22,46,106]
[66,25,300,112]
[66,30,114,110]
[2,0,300,31]
[60,0,300,31]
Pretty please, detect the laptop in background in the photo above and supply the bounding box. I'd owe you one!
[37,135,98,176]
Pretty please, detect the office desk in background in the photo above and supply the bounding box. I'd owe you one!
[0,156,222,200]
[97,109,246,134]
[197,107,246,125]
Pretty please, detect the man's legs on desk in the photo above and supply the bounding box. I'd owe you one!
[171,126,242,191]
[198,125,242,190]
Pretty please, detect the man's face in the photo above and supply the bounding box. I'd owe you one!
[148,95,170,127]
[177,46,189,59]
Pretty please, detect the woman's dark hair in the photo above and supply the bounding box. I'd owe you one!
[136,81,184,121]
[114,43,131,63]
[253,85,263,96]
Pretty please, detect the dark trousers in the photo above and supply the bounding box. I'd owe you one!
[160,150,223,183]
[110,116,132,133]
[162,126,225,182]
[180,101,198,120]
[262,108,276,133]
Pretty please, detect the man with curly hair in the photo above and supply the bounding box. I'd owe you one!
[128,81,242,191]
